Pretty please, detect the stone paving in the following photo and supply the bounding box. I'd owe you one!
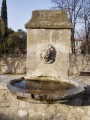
[0,74,90,120]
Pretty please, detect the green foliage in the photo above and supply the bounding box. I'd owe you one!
[7,28,14,35]
[0,18,5,55]
[0,0,8,55]
[7,32,19,53]
[0,19,27,55]
[17,29,27,53]
[1,0,8,36]
[0,0,27,55]
[0,17,5,36]
[7,30,27,54]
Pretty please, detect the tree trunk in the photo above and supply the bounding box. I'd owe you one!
[71,29,75,54]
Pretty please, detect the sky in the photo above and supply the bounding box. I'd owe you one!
[0,0,82,35]
[0,0,52,31]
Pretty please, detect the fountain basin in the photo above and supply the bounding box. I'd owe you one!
[8,77,85,103]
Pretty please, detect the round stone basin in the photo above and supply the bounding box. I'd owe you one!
[8,77,85,103]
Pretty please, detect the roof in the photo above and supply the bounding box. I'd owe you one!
[25,10,73,29]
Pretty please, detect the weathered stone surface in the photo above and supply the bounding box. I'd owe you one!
[27,29,71,79]
[69,54,90,76]
[40,44,56,64]
[26,10,72,79]
[25,10,73,29]
[0,55,26,74]
[0,75,90,120]
[0,54,90,76]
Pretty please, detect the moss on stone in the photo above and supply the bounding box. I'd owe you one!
[25,10,73,29]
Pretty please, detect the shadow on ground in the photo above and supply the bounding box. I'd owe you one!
[64,85,90,106]
[0,113,28,120]
[0,114,14,120]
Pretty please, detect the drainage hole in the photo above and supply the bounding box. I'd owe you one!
[31,94,35,99]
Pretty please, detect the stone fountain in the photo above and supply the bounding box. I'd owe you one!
[8,10,85,103]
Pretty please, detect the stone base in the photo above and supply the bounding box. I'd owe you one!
[0,88,90,120]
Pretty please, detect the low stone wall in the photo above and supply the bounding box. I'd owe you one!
[0,55,26,74]
[0,54,90,76]
[69,54,90,76]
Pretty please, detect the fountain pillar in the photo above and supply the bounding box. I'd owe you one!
[25,10,73,80]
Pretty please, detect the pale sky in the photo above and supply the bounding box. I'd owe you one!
[0,0,82,34]
[0,0,52,31]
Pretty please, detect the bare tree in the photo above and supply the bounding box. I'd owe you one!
[51,0,89,54]
[78,0,90,53]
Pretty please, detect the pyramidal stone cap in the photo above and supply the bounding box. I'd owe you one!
[25,10,73,29]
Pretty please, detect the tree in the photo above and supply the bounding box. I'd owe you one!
[0,17,5,36]
[7,29,27,54]
[17,29,27,53]
[51,0,89,53]
[0,17,5,55]
[81,41,90,54]
[17,29,27,39]
[7,28,14,35]
[0,0,27,55]
[78,2,90,53]
[1,0,8,36]
[7,32,20,54]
